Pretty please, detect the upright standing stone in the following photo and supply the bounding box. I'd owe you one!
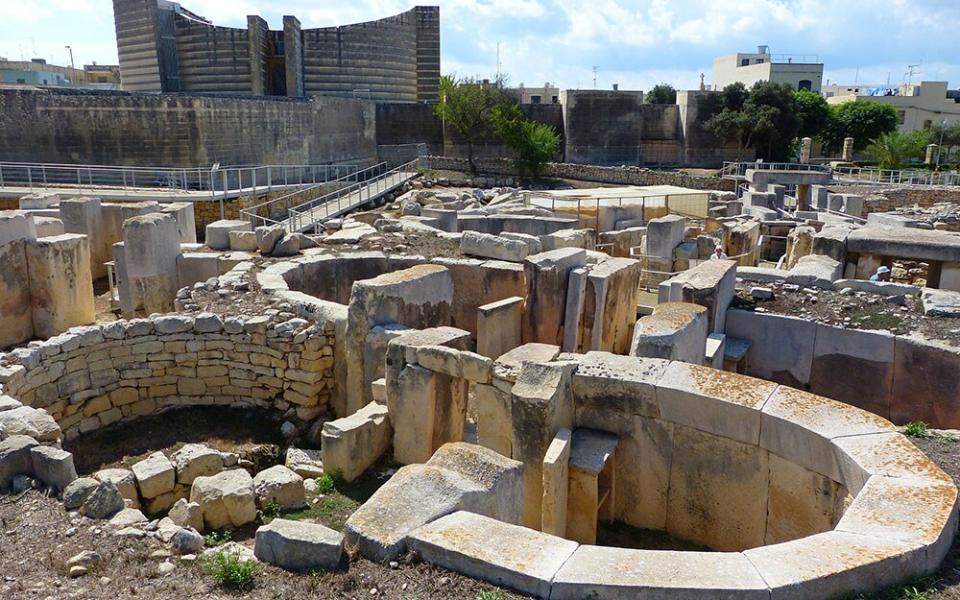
[0,239,34,347]
[60,197,109,279]
[121,213,181,316]
[25,234,95,338]
[522,248,586,346]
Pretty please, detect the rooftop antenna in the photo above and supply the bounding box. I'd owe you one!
[592,66,599,89]
[906,63,921,85]
[496,42,501,81]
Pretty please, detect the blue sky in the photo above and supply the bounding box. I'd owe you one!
[1,0,957,91]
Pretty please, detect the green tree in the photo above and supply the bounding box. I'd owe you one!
[865,130,927,169]
[928,121,960,164]
[821,100,899,153]
[794,89,831,138]
[492,104,561,177]
[434,75,511,174]
[645,83,677,105]
[703,81,800,161]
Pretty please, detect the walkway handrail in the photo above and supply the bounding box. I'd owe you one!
[721,161,832,179]
[239,162,382,228]
[832,165,960,186]
[287,159,418,232]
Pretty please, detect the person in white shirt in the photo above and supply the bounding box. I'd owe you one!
[710,245,728,260]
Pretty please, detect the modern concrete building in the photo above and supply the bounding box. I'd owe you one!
[111,0,440,103]
[514,83,560,105]
[0,58,120,89]
[824,81,960,133]
[712,45,823,92]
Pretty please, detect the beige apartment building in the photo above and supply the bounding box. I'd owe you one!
[712,45,823,92]
[824,81,960,133]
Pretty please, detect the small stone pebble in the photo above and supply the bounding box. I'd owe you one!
[157,561,175,575]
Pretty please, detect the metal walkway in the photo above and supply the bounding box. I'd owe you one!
[241,160,419,233]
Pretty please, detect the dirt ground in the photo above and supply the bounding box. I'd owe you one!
[734,281,960,347]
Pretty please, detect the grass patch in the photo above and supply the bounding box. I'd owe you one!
[476,592,506,600]
[848,577,939,600]
[201,549,258,591]
[203,528,233,548]
[904,421,930,438]
[263,499,282,519]
[283,473,385,531]
[851,309,904,331]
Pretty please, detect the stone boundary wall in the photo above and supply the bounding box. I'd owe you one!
[422,156,734,191]
[832,185,960,214]
[0,313,336,441]
[725,308,960,427]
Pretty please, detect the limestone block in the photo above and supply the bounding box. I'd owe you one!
[656,361,777,445]
[765,453,840,545]
[511,361,576,528]
[144,483,189,515]
[390,364,439,465]
[808,324,894,419]
[744,530,926,600]
[256,225,284,254]
[566,428,619,545]
[785,254,842,289]
[228,230,259,251]
[0,406,61,442]
[461,230,529,262]
[477,296,523,359]
[108,507,149,530]
[460,351,492,383]
[833,432,954,496]
[345,443,523,561]
[168,498,204,532]
[253,465,305,510]
[94,468,140,509]
[474,383,513,457]
[416,344,462,377]
[346,264,453,412]
[254,518,344,572]
[131,451,176,499]
[30,445,77,492]
[19,192,60,210]
[121,214,181,315]
[0,240,34,348]
[723,219,760,266]
[657,259,736,333]
[550,546,770,600]
[0,435,37,490]
[176,252,220,289]
[429,257,525,337]
[285,447,325,479]
[760,386,895,481]
[170,443,224,485]
[724,309,815,388]
[599,226,645,258]
[891,335,960,427]
[59,197,109,279]
[785,225,816,270]
[836,474,958,571]
[25,234,95,338]
[500,231,542,254]
[522,248,586,345]
[63,477,99,509]
[630,302,708,365]
[190,469,257,530]
[541,428,571,537]
[80,480,125,520]
[666,425,768,551]
[571,351,668,418]
[407,511,579,599]
[541,228,597,252]
[205,220,251,250]
[320,402,391,483]
[645,215,686,259]
[583,257,641,353]
[0,210,37,243]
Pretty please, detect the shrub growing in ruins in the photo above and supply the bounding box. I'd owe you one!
[492,104,561,178]
[202,549,258,591]
[316,473,337,494]
[645,83,677,105]
[904,421,929,438]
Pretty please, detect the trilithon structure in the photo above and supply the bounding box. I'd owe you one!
[112,0,440,102]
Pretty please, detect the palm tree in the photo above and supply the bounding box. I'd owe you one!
[865,131,925,169]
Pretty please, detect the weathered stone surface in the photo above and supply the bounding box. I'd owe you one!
[256,225,284,254]
[785,254,842,289]
[168,498,204,532]
[765,453,839,545]
[30,445,77,492]
[205,220,251,250]
[408,511,578,599]
[170,444,224,485]
[321,402,391,483]
[0,435,38,490]
[658,259,736,333]
[724,309,816,388]
[285,447,324,479]
[630,302,708,364]
[833,431,954,496]
[477,296,523,359]
[254,518,344,572]
[550,546,770,600]
[0,239,33,348]
[460,231,529,262]
[0,406,60,442]
[523,248,585,346]
[25,233,95,338]
[93,468,140,509]
[808,324,894,419]
[228,230,259,251]
[108,507,149,529]
[132,451,176,499]
[540,428,570,537]
[253,465,305,510]
[63,477,99,510]
[80,480,125,520]
[171,527,204,555]
[190,469,257,530]
[345,443,523,561]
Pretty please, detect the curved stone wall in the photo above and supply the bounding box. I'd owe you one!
[0,313,336,440]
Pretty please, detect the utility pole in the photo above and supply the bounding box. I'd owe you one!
[65,45,75,70]
[592,66,598,89]
[496,42,501,82]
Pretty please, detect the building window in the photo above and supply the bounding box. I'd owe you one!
[897,110,906,124]
[756,59,765,64]
[531,95,541,104]
[924,119,933,129]
[16,78,25,84]
[798,80,812,91]
[740,58,749,67]
[551,96,558,103]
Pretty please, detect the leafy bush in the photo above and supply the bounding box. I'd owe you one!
[203,528,233,548]
[264,499,282,518]
[904,421,929,438]
[476,591,506,600]
[202,549,257,590]
[316,473,337,494]
[645,83,677,105]
[492,104,560,177]
[865,130,927,169]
